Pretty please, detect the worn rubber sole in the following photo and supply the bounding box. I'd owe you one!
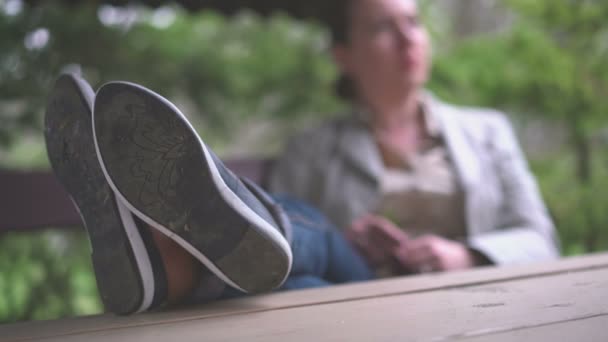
[93,82,292,293]
[44,74,155,314]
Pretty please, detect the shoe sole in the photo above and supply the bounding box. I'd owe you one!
[93,82,292,293]
[44,74,155,314]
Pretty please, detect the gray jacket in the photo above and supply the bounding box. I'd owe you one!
[269,96,560,265]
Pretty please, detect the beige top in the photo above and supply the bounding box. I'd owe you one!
[378,149,467,241]
[374,108,467,241]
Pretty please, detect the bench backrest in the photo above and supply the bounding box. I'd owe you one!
[0,158,274,232]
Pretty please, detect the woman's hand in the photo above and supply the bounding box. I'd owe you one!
[345,214,409,266]
[346,217,479,273]
[392,235,475,273]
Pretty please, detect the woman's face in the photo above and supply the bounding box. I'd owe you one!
[334,0,430,103]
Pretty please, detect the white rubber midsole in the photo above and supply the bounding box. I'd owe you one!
[116,198,155,313]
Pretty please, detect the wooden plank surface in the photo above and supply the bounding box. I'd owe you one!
[37,264,608,342]
[3,253,608,341]
[461,315,608,342]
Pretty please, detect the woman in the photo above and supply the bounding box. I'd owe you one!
[269,0,560,275]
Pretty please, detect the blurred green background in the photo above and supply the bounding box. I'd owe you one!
[1,0,608,322]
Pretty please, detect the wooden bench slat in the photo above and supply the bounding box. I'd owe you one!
[137,267,607,342]
[3,253,608,342]
[0,169,81,231]
[461,314,608,342]
[8,254,607,342]
[0,158,273,232]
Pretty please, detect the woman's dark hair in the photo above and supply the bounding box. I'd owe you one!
[326,0,356,45]
[325,0,358,100]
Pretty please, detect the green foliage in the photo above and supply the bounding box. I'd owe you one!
[427,0,608,259]
[0,230,101,323]
[430,0,608,184]
[0,133,49,170]
[0,1,343,149]
[430,26,577,115]
[431,22,607,124]
[532,154,608,255]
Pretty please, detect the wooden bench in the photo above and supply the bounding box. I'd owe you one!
[0,158,274,232]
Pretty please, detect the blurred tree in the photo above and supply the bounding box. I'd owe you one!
[0,1,343,152]
[506,0,608,185]
[431,0,608,184]
[429,0,608,252]
[0,231,100,322]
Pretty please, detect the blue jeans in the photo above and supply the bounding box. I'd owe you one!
[218,195,374,299]
[276,195,374,290]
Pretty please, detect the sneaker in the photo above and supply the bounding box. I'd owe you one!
[93,81,292,293]
[44,74,167,314]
